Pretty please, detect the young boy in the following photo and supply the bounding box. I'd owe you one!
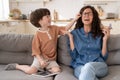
[5,8,80,75]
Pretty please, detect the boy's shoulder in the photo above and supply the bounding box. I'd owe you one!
[34,25,57,33]
[48,25,59,30]
[35,25,59,34]
[50,25,65,27]
[49,25,58,28]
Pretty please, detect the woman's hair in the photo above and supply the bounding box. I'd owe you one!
[75,5,103,38]
[30,8,50,28]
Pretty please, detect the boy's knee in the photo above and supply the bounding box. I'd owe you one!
[49,66,61,73]
[25,68,38,75]
[25,70,33,75]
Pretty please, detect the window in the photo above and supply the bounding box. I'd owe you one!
[0,0,9,19]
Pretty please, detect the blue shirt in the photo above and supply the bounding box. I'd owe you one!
[68,28,108,68]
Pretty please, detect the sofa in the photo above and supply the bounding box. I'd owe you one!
[0,33,120,80]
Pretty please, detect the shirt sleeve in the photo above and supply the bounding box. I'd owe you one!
[67,35,77,60]
[102,51,108,61]
[32,32,41,56]
[70,48,77,60]
[100,37,108,61]
[57,26,66,35]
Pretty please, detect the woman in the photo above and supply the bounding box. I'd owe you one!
[67,5,110,80]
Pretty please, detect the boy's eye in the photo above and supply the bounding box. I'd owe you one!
[47,15,49,17]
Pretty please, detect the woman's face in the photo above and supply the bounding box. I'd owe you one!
[82,8,93,26]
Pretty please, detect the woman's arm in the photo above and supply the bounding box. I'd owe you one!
[101,28,110,56]
[67,32,74,51]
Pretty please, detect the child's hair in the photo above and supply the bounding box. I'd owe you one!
[30,8,50,28]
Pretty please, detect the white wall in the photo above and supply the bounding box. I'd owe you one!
[9,0,120,20]
[9,0,43,18]
[9,0,84,20]
[45,0,84,20]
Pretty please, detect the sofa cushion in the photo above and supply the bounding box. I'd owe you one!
[106,50,120,65]
[106,34,120,65]
[0,34,33,65]
[57,35,71,66]
[0,34,33,52]
[100,65,120,80]
[108,34,120,51]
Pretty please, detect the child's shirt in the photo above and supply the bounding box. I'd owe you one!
[32,25,65,61]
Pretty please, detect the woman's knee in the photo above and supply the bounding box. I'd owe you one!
[82,62,108,77]
[74,65,83,78]
[82,62,95,72]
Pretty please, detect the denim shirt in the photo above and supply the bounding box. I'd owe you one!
[68,28,108,68]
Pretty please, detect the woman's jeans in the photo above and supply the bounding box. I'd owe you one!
[74,62,108,80]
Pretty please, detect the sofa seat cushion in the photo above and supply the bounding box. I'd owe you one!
[0,65,53,80]
[100,65,120,80]
[54,64,77,80]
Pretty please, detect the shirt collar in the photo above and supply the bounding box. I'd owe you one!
[80,27,92,35]
[80,27,85,34]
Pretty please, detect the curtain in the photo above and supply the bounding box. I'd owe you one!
[0,0,9,19]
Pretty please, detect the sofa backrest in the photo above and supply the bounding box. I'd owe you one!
[0,33,120,66]
[57,34,120,66]
[0,34,34,65]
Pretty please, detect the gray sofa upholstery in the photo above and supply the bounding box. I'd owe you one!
[0,33,120,80]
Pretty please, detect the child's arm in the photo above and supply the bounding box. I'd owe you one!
[65,13,81,31]
[36,54,48,68]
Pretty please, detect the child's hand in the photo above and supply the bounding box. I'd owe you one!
[39,60,48,68]
[74,13,81,21]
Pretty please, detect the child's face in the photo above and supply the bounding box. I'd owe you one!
[39,15,51,27]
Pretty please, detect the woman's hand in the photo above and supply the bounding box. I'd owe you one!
[102,27,110,41]
[101,27,111,56]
